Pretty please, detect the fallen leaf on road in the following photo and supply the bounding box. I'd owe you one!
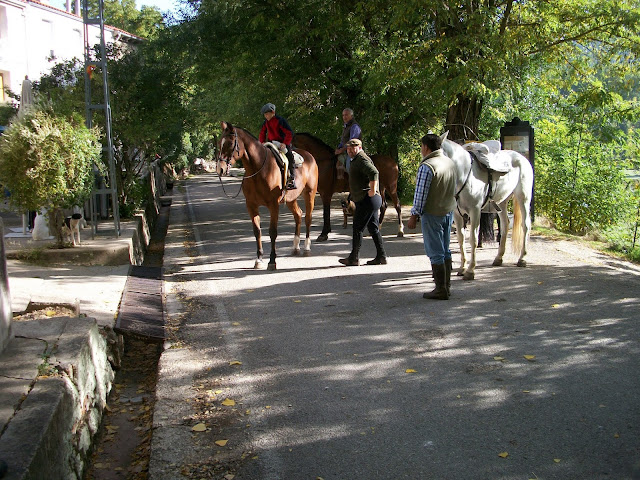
[224,475,235,480]
[553,458,561,463]
[552,304,560,308]
[294,299,302,303]
[498,452,509,458]
[614,433,620,438]
[523,355,536,361]
[229,361,242,365]
[405,369,417,373]
[493,356,505,361]
[192,423,206,432]
[221,398,236,406]
[215,439,229,446]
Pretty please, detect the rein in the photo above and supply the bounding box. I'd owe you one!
[216,130,268,199]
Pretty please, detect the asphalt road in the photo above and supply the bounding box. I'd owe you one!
[150,173,640,480]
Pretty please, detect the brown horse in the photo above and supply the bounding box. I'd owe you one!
[293,133,403,241]
[216,122,318,270]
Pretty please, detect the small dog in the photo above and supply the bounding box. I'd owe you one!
[340,197,355,229]
[62,213,83,245]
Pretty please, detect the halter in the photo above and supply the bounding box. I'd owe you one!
[216,128,268,198]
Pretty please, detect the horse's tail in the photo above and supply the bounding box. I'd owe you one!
[479,213,496,244]
[511,196,523,256]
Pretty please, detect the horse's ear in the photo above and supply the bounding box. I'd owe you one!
[440,131,449,142]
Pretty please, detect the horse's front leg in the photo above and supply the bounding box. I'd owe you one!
[389,191,404,237]
[493,204,510,267]
[464,210,480,280]
[379,191,388,225]
[317,194,332,242]
[249,208,266,269]
[288,199,302,256]
[453,212,467,277]
[303,190,315,256]
[267,206,279,270]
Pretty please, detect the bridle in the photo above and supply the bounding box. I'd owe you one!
[216,128,268,198]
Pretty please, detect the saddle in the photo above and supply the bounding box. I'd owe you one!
[264,142,304,189]
[463,141,510,173]
[463,141,510,213]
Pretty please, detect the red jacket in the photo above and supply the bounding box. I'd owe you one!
[259,115,294,146]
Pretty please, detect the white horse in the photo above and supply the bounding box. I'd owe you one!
[440,133,534,280]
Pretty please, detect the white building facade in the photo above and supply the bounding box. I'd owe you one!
[0,0,139,103]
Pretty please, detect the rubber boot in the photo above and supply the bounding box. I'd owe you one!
[367,231,388,265]
[339,231,362,266]
[423,263,448,300]
[444,258,452,297]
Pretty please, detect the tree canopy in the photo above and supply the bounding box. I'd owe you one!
[173,0,639,152]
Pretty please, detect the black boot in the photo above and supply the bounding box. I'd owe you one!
[286,169,296,190]
[285,149,296,189]
[367,231,388,265]
[423,263,448,300]
[340,231,362,266]
[444,258,452,297]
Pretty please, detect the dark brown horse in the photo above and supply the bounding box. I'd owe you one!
[216,122,318,270]
[293,133,403,241]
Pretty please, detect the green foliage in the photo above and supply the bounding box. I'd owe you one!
[0,109,101,213]
[86,0,165,38]
[535,117,631,234]
[0,104,17,126]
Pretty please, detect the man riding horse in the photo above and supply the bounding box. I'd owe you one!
[259,103,297,190]
[334,108,362,180]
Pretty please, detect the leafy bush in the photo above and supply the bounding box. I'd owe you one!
[0,109,102,245]
[534,118,630,234]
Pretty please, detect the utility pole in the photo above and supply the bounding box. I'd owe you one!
[83,0,120,238]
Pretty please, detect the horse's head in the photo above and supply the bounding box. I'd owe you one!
[216,122,241,176]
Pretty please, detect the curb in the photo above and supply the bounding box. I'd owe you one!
[0,317,117,480]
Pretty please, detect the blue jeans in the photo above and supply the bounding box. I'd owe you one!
[421,212,453,265]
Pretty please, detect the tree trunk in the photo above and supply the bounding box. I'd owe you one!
[47,207,66,247]
[445,94,483,143]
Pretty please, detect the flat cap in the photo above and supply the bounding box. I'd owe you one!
[260,103,276,114]
[345,139,362,147]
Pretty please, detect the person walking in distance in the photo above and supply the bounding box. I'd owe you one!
[407,134,457,299]
[339,139,387,266]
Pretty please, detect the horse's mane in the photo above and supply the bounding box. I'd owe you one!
[295,132,334,154]
[232,125,260,141]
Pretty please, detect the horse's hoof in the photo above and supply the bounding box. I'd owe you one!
[303,249,311,257]
[292,248,300,256]
[397,231,404,238]
[456,270,464,277]
[316,234,328,242]
[517,259,527,267]
[254,260,266,270]
[463,271,475,281]
[492,259,503,266]
[267,263,277,271]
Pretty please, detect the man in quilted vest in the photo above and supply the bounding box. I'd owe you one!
[334,108,362,180]
[407,134,457,299]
